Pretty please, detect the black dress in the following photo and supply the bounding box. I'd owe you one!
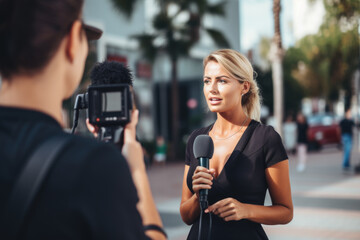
[185,120,288,240]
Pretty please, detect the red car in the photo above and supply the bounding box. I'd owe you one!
[307,114,341,150]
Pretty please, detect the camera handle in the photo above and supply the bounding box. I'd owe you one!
[71,93,88,134]
[98,126,124,146]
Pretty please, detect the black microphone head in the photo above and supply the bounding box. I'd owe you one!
[90,61,133,86]
[193,135,214,159]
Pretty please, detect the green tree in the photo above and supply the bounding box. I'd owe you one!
[283,49,305,114]
[290,0,359,108]
[292,26,358,101]
[111,0,230,160]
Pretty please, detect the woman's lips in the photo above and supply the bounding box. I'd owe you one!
[209,97,222,105]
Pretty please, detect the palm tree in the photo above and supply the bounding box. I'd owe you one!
[111,0,230,160]
[270,0,284,137]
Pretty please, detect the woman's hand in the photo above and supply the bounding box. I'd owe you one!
[205,198,249,222]
[86,110,144,172]
[192,166,216,199]
[86,119,99,138]
[121,109,145,173]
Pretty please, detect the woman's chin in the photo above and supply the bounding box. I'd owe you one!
[208,106,222,113]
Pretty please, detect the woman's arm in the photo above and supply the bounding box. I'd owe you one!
[247,160,293,224]
[180,165,215,225]
[180,165,200,225]
[206,160,293,225]
[122,110,166,239]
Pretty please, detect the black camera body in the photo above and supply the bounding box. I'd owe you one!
[87,84,132,127]
[71,61,135,146]
[72,83,133,144]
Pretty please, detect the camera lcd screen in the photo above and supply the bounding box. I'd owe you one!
[102,92,122,112]
[88,84,131,126]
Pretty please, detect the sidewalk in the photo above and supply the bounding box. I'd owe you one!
[264,148,360,240]
[147,147,360,240]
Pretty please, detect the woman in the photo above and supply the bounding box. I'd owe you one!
[180,49,293,239]
[0,0,165,239]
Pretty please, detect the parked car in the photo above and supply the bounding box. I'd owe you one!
[307,114,341,151]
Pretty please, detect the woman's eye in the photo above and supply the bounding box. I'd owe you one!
[203,79,210,84]
[219,79,227,83]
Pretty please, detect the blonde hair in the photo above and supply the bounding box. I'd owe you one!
[203,49,261,121]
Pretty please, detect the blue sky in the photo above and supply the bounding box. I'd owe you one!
[240,0,294,52]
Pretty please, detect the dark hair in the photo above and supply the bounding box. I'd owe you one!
[90,61,133,86]
[0,0,84,79]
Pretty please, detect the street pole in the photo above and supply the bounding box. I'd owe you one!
[271,0,284,137]
[355,71,360,151]
[356,18,360,170]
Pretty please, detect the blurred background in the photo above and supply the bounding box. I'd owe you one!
[62,0,359,161]
[59,0,359,239]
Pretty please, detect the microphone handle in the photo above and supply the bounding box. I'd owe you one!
[199,157,209,204]
[199,157,209,169]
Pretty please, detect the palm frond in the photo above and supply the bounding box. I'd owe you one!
[167,39,193,59]
[111,0,139,18]
[205,28,230,48]
[195,0,208,16]
[131,34,158,61]
[153,12,172,31]
[206,1,226,16]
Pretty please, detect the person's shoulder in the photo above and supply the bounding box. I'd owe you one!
[59,132,124,165]
[253,121,277,135]
[252,121,282,144]
[187,124,213,142]
[63,132,112,149]
[185,124,213,160]
[54,133,134,191]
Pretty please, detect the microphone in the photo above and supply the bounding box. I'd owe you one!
[193,134,214,210]
[90,61,133,86]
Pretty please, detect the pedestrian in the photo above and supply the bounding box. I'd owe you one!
[283,114,297,154]
[180,49,293,239]
[339,109,355,171]
[296,112,309,172]
[153,136,167,166]
[0,0,165,239]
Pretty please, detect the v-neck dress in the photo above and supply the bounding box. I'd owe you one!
[185,120,288,240]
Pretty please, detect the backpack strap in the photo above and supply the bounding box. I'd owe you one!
[2,134,71,239]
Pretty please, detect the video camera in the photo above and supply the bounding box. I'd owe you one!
[71,84,132,144]
[87,84,132,126]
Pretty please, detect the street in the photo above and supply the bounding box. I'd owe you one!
[147,147,360,240]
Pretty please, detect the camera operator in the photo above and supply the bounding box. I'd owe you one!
[85,60,164,233]
[0,0,165,239]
